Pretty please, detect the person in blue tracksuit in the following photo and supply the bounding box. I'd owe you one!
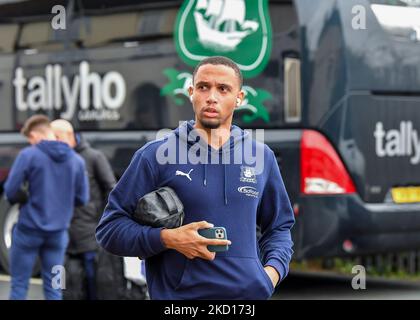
[96,56,295,300]
[4,115,89,300]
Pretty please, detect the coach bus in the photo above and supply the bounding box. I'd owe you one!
[0,0,420,272]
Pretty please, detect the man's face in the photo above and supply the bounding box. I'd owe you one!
[189,64,243,129]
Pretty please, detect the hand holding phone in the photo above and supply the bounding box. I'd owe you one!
[198,227,230,252]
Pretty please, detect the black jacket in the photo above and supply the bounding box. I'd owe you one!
[67,137,116,254]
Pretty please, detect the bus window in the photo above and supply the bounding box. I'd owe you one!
[0,24,18,54]
[74,6,177,48]
[370,1,420,43]
[77,13,138,47]
[18,20,67,52]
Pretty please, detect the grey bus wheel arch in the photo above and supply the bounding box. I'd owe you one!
[0,196,40,275]
[0,196,19,274]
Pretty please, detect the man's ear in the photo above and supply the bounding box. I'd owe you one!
[236,91,245,108]
[188,86,194,103]
[27,132,36,145]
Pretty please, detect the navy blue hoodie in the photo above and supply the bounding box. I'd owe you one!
[5,140,89,232]
[96,121,295,299]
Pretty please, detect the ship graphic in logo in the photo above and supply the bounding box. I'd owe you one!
[240,166,257,184]
[194,0,259,52]
[175,0,272,78]
[162,0,273,124]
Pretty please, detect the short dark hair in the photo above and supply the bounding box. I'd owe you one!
[20,114,51,137]
[192,56,243,88]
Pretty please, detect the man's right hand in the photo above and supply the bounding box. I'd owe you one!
[160,221,231,260]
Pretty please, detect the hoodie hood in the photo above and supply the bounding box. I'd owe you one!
[174,120,250,205]
[36,140,73,162]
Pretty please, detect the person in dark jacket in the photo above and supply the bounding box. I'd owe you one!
[51,119,116,300]
[4,115,89,300]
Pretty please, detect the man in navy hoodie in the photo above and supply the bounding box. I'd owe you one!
[96,56,295,299]
[4,115,89,300]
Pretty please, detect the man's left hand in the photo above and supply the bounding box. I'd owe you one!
[264,266,280,288]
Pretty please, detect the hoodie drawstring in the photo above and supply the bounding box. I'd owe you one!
[224,163,227,205]
[222,151,227,205]
[203,163,207,186]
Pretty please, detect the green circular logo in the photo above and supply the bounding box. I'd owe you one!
[175,0,272,78]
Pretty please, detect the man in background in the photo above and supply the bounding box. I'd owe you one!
[51,119,116,300]
[4,115,89,300]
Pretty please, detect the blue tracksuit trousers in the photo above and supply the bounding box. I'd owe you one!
[9,224,69,300]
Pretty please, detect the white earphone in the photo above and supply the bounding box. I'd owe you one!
[190,95,193,102]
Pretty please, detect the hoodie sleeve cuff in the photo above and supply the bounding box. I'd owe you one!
[148,227,167,255]
[265,258,287,285]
